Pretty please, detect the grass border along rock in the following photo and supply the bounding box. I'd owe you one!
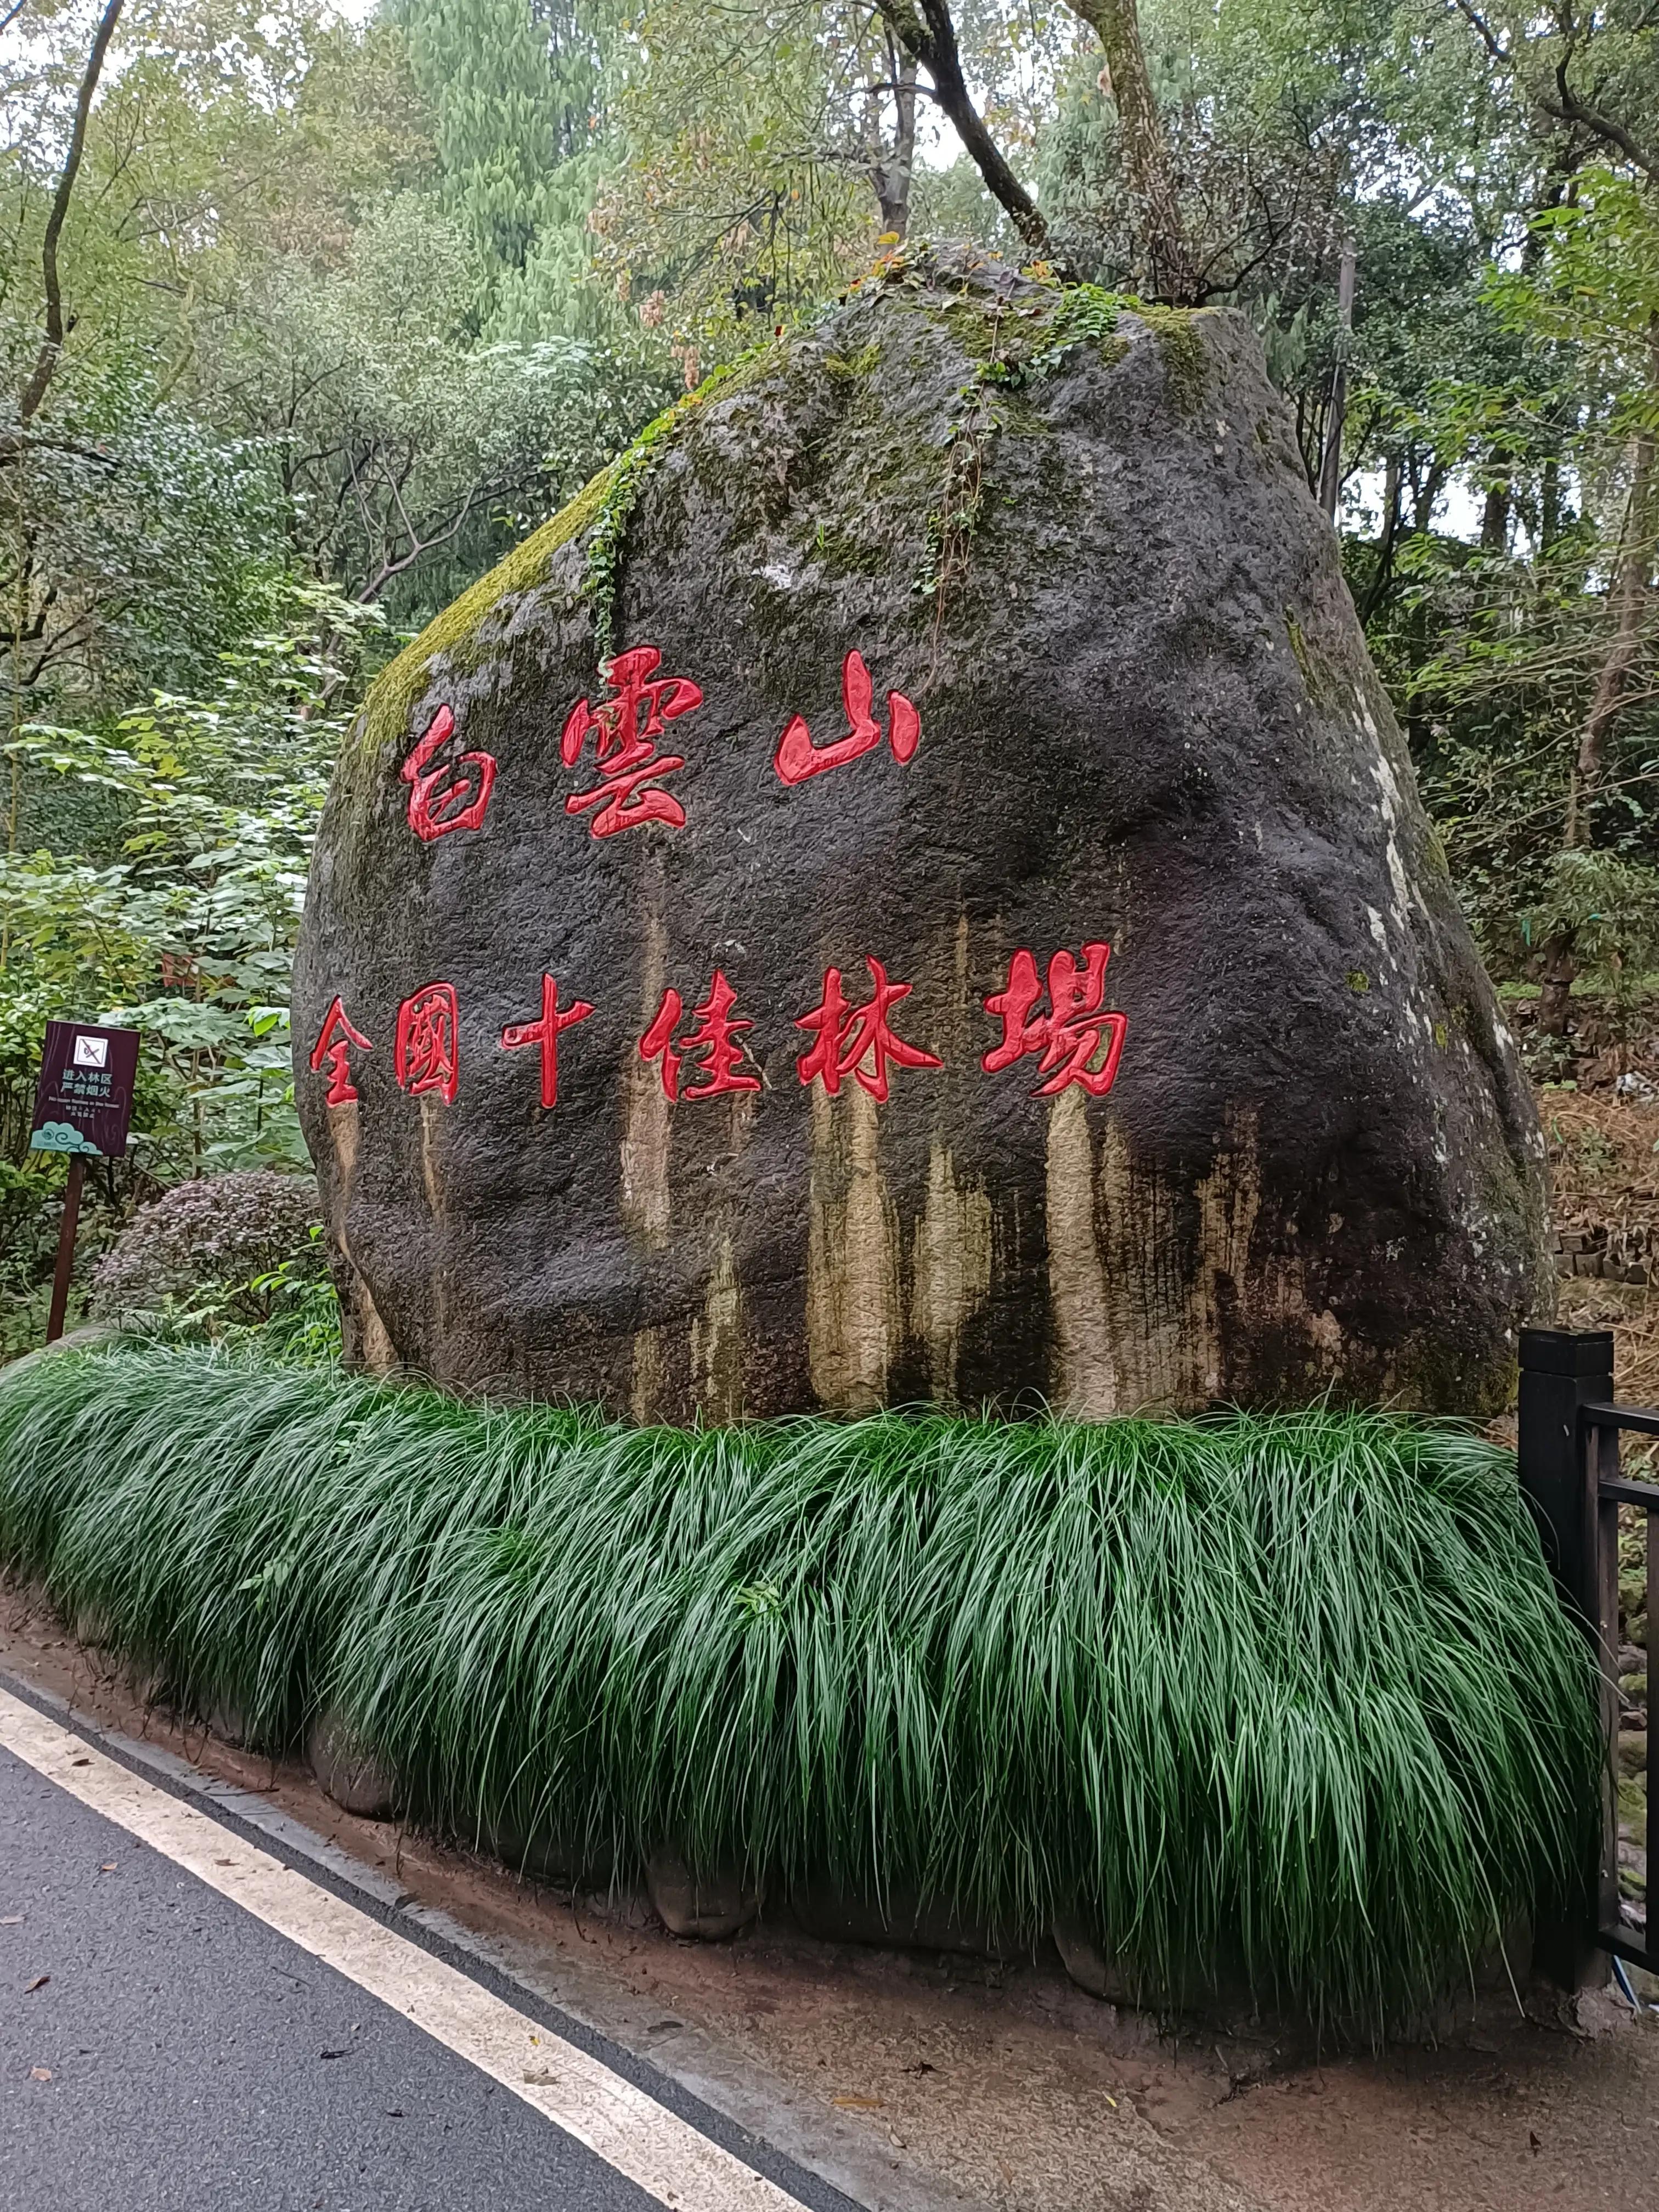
[0,1343,1600,2034]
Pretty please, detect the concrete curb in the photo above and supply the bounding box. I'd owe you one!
[0,1664,989,2212]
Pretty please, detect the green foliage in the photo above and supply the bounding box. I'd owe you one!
[1021,280,1127,375]
[1522,850,1659,1005]
[0,353,284,708]
[1488,170,1659,419]
[0,1344,1602,2030]
[125,1239,345,1365]
[204,190,673,628]
[398,0,614,340]
[591,0,888,355]
[580,403,690,664]
[1,588,364,1181]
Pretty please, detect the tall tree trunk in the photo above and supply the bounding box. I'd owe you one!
[1573,415,1655,827]
[1480,471,1511,551]
[1540,331,1658,1036]
[1541,453,1562,553]
[877,1,1057,263]
[872,52,917,238]
[16,0,126,425]
[1537,927,1579,1037]
[1066,0,1194,303]
[1317,242,1357,521]
[1357,453,1401,627]
[1410,460,1447,537]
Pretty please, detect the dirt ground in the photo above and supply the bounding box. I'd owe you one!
[5,1587,1657,2212]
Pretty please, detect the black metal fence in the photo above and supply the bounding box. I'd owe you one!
[1518,1327,1656,1981]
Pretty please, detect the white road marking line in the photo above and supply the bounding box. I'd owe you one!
[0,1688,806,2212]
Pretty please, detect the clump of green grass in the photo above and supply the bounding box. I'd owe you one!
[0,1347,1599,2028]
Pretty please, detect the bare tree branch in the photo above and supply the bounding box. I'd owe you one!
[1451,0,1658,180]
[357,488,479,604]
[1449,0,1507,64]
[17,0,127,424]
[1538,60,1659,180]
[876,0,1060,265]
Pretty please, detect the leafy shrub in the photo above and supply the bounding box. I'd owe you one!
[91,1171,323,1322]
[1525,848,1659,1003]
[131,1242,343,1365]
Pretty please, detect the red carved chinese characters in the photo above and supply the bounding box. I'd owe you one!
[561,645,703,837]
[400,704,498,842]
[773,651,919,786]
[394,982,460,1104]
[500,974,595,1108]
[641,969,761,1101]
[981,944,1127,1097]
[309,997,371,1107]
[795,957,941,1102]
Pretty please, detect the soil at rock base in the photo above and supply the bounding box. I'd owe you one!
[7,1583,1657,2212]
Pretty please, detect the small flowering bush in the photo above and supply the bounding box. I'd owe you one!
[92,1171,324,1323]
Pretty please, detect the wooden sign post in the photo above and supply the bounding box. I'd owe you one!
[29,1020,140,1344]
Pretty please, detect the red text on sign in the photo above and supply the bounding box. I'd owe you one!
[641,969,761,1101]
[562,645,703,837]
[395,982,461,1104]
[401,704,498,842]
[309,997,372,1107]
[500,974,595,1109]
[982,944,1127,1097]
[795,957,941,1102]
[773,651,920,787]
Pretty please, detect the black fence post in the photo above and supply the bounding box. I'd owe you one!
[1517,1326,1615,1990]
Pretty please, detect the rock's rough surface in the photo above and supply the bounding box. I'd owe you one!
[306,1708,397,1820]
[476,1818,613,1891]
[295,251,1548,1417]
[646,1845,761,1940]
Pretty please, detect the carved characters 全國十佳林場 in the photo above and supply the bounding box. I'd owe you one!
[499,975,595,1109]
[310,944,1128,1111]
[641,969,762,1102]
[393,982,461,1105]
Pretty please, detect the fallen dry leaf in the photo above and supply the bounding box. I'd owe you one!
[29,2068,51,2083]
[70,1758,89,1768]
[98,1864,115,1874]
[25,1976,49,1994]
[1,1915,21,1926]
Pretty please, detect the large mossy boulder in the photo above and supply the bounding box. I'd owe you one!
[294,249,1549,1418]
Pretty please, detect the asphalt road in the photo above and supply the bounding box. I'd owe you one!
[0,1740,749,2212]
